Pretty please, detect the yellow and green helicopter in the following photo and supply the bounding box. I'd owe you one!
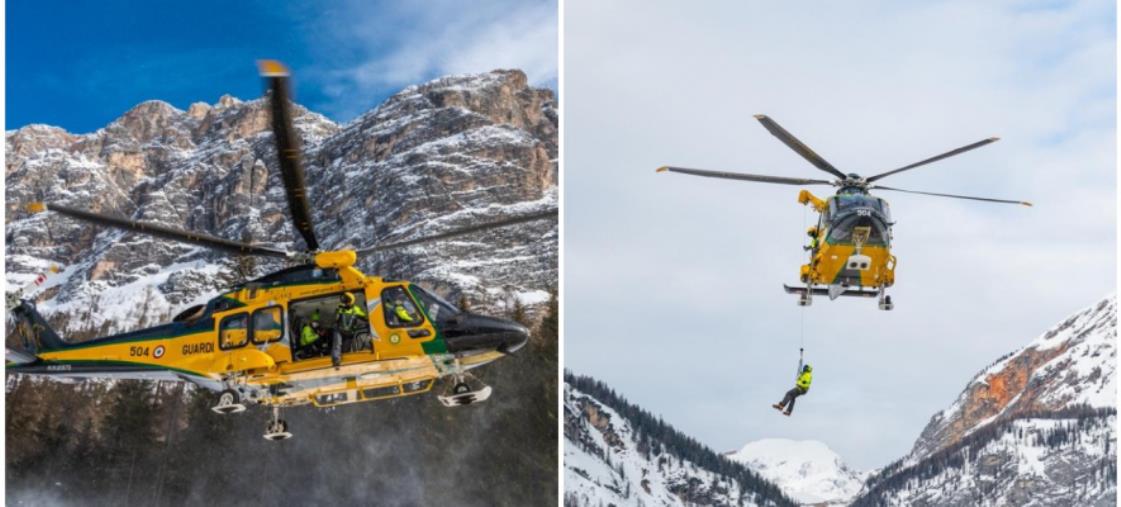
[658,114,1030,310]
[6,61,557,440]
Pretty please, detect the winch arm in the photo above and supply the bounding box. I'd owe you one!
[797,190,828,213]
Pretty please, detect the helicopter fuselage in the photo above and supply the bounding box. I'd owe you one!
[800,188,896,291]
[10,251,530,409]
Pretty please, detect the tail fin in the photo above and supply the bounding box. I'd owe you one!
[7,299,67,359]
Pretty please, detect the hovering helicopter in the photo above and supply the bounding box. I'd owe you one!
[658,114,1030,310]
[6,60,557,440]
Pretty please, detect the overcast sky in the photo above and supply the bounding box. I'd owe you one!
[564,0,1115,469]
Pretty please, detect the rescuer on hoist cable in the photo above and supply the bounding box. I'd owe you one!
[772,364,813,416]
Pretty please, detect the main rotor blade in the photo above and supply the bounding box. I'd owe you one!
[871,185,1032,206]
[656,166,834,186]
[754,115,847,180]
[866,137,1000,183]
[259,60,319,252]
[30,202,293,257]
[355,209,558,256]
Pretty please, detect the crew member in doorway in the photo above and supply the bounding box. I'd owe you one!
[804,227,820,252]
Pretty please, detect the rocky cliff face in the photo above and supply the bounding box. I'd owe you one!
[853,295,1117,506]
[5,69,557,336]
[908,296,1116,461]
[564,374,795,507]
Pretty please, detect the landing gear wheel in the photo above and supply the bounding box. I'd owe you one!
[878,293,894,311]
[438,367,493,407]
[211,389,247,415]
[263,407,293,441]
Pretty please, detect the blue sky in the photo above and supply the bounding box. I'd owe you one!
[7,0,557,133]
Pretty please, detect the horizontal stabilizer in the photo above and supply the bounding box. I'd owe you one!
[6,347,38,365]
[783,284,879,298]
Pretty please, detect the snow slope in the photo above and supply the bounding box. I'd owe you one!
[727,439,865,506]
[854,295,1118,506]
[565,374,795,507]
[910,295,1116,460]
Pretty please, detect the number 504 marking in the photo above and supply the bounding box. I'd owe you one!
[129,346,151,357]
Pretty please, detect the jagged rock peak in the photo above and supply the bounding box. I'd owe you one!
[849,296,1118,506]
[216,94,242,109]
[186,101,211,119]
[909,294,1117,460]
[5,124,79,162]
[6,69,556,335]
[353,69,555,137]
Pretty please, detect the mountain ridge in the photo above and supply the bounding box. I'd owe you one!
[565,372,796,507]
[6,69,557,339]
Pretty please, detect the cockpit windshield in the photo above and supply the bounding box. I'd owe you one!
[831,194,882,213]
[826,194,892,223]
[827,214,890,246]
[409,285,461,323]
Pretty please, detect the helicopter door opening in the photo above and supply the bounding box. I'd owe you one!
[288,291,371,361]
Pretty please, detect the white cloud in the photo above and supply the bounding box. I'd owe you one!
[308,0,557,119]
[564,0,1115,470]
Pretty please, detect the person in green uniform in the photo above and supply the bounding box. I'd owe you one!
[773,364,813,416]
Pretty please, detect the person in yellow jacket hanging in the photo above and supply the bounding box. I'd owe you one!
[773,364,813,416]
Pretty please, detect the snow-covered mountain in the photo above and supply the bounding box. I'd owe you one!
[565,295,1117,507]
[908,295,1116,461]
[565,373,796,507]
[727,439,865,506]
[5,69,557,337]
[853,295,1117,506]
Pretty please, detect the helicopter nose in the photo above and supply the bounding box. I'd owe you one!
[441,313,530,354]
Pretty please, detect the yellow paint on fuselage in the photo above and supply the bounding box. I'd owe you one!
[803,242,895,288]
[32,250,493,407]
[798,190,897,289]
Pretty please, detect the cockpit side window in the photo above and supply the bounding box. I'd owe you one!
[251,306,284,344]
[219,313,249,350]
[382,286,424,328]
[409,285,460,324]
[878,198,892,223]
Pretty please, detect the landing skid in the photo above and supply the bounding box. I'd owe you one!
[784,284,880,299]
[784,284,894,310]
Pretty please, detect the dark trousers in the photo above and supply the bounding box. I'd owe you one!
[779,387,805,412]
